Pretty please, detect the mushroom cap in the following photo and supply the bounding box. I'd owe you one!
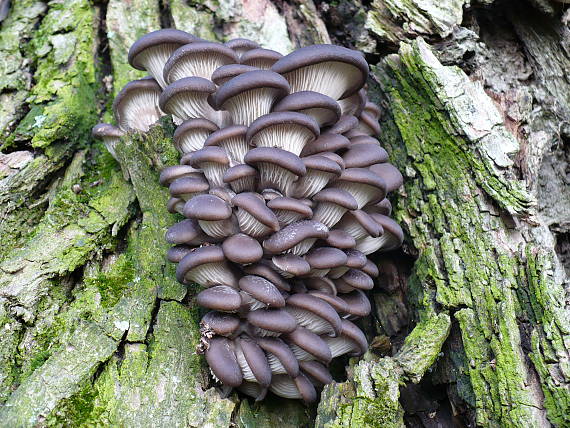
[223,163,258,184]
[341,269,374,290]
[246,111,320,146]
[358,111,381,135]
[308,291,349,313]
[112,77,162,130]
[300,133,350,157]
[338,289,371,317]
[267,197,313,218]
[197,285,242,312]
[299,360,333,386]
[205,337,243,387]
[263,220,329,254]
[175,245,226,283]
[185,146,230,168]
[201,311,241,336]
[256,337,299,377]
[339,209,383,238]
[209,186,236,203]
[240,48,283,68]
[345,249,367,268]
[318,152,345,169]
[363,100,381,118]
[349,135,380,145]
[302,154,343,175]
[159,165,202,186]
[367,213,404,250]
[247,308,298,333]
[325,229,356,248]
[92,123,124,139]
[158,76,217,113]
[232,192,280,231]
[304,277,337,295]
[304,247,347,269]
[364,198,393,216]
[244,147,306,177]
[243,262,291,292]
[236,336,272,387]
[222,233,263,264]
[283,326,332,363]
[211,64,258,85]
[362,258,380,277]
[128,29,200,70]
[343,143,389,168]
[167,197,185,214]
[212,70,290,110]
[183,194,232,220]
[336,167,386,190]
[224,38,260,53]
[271,44,369,99]
[369,163,403,193]
[165,219,208,245]
[204,125,248,147]
[272,91,341,127]
[313,188,358,210]
[163,41,238,83]
[271,254,311,277]
[270,373,317,403]
[167,245,193,263]
[326,115,359,135]
[286,293,342,336]
[338,88,367,117]
[169,176,210,197]
[239,275,285,307]
[337,319,368,356]
[173,118,219,145]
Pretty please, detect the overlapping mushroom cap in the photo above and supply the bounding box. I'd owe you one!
[101,32,406,404]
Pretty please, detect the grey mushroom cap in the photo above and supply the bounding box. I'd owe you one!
[204,125,248,147]
[263,220,329,254]
[163,41,238,83]
[267,197,313,218]
[232,192,281,232]
[334,167,387,207]
[168,176,209,198]
[270,44,369,99]
[302,154,343,175]
[201,311,241,337]
[367,213,405,251]
[338,88,367,117]
[286,293,342,336]
[272,91,341,127]
[304,247,347,269]
[243,262,292,292]
[362,258,380,277]
[245,147,307,176]
[325,229,356,248]
[212,70,290,110]
[165,219,208,245]
[247,308,298,333]
[342,143,389,168]
[363,198,393,216]
[357,111,381,135]
[167,245,193,263]
[239,275,286,307]
[224,38,260,55]
[283,326,332,363]
[337,319,369,356]
[240,48,283,69]
[349,135,381,145]
[128,29,200,70]
[112,77,163,132]
[341,269,374,290]
[159,165,202,186]
[197,285,242,312]
[369,163,404,193]
[183,194,232,221]
[211,64,258,85]
[236,336,272,387]
[175,245,226,283]
[299,360,333,386]
[345,249,367,269]
[92,123,124,139]
[256,337,300,377]
[158,76,217,115]
[222,233,263,264]
[313,188,358,210]
[271,254,311,277]
[308,291,349,313]
[185,146,230,167]
[223,164,258,183]
[304,277,337,295]
[205,337,243,387]
[338,289,371,317]
[300,133,350,157]
[325,115,358,135]
[339,209,384,238]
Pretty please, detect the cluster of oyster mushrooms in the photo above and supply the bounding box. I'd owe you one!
[92,29,404,404]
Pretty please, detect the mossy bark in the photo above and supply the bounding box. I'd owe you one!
[1,1,569,427]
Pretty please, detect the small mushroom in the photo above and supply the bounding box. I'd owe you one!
[239,275,286,310]
[212,70,290,126]
[167,245,193,263]
[369,163,404,193]
[241,47,283,69]
[267,197,313,226]
[91,123,124,160]
[272,91,341,127]
[354,110,381,136]
[304,246,347,277]
[113,77,163,132]
[285,293,342,337]
[159,165,203,186]
[222,233,263,265]
[244,147,306,196]
[271,44,369,100]
[299,360,333,387]
[165,218,210,246]
[300,132,350,157]
[283,326,332,363]
[311,188,358,228]
[291,155,342,198]
[328,248,367,279]
[363,198,393,216]
[247,308,298,337]
[338,268,374,291]
[163,41,238,84]
[243,262,292,292]
[204,125,249,164]
[342,143,389,168]
[222,164,258,193]
[172,118,219,154]
[196,285,242,312]
[205,336,243,387]
[232,192,280,238]
[224,38,260,57]
[201,311,241,337]
[169,176,209,201]
[271,254,311,278]
[183,194,237,239]
[247,111,320,157]
[335,209,383,241]
[175,245,238,287]
[354,214,404,254]
[325,115,359,135]
[338,289,371,318]
[263,220,329,256]
[238,382,268,401]
[256,337,300,377]
[234,336,272,387]
[324,229,356,249]
[184,146,230,188]
[337,88,367,117]
[167,197,185,215]
[304,277,337,295]
[322,319,368,357]
[128,29,200,88]
[269,373,317,403]
[331,168,387,209]
[308,291,349,314]
[362,258,380,277]
[211,64,259,85]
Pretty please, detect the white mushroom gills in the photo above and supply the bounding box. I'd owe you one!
[185,262,237,288]
[168,53,233,82]
[269,376,302,399]
[292,170,335,198]
[323,336,358,358]
[335,181,379,209]
[223,88,282,126]
[136,44,179,88]
[285,306,336,336]
[235,208,273,238]
[177,129,213,153]
[165,92,225,126]
[200,161,228,188]
[118,91,163,132]
[284,62,362,100]
[252,124,315,156]
[312,202,348,228]
[235,345,258,383]
[198,219,234,239]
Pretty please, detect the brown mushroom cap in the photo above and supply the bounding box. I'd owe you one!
[183,194,232,220]
[223,163,257,183]
[263,220,329,254]
[271,254,311,277]
[345,249,367,269]
[324,319,368,357]
[267,197,313,219]
[304,277,336,295]
[338,289,371,318]
[185,146,230,167]
[239,275,285,307]
[325,115,359,135]
[272,91,341,127]
[362,258,380,277]
[308,291,349,313]
[363,198,393,216]
[355,213,404,254]
[304,247,347,270]
[206,336,243,386]
[168,176,209,199]
[341,269,374,290]
[159,165,202,186]
[92,123,124,139]
[342,143,389,168]
[172,118,219,153]
[243,262,291,292]
[211,64,259,85]
[283,326,332,363]
[325,229,356,248]
[112,77,163,132]
[313,188,358,210]
[256,337,300,377]
[232,192,280,232]
[333,167,387,208]
[299,360,333,386]
[247,308,298,333]
[197,285,242,312]
[167,245,193,263]
[165,219,208,245]
[222,233,263,264]
[201,311,241,337]
[337,209,383,239]
[236,336,272,387]
[356,111,381,136]
[300,133,350,157]
[286,293,342,336]
[369,163,403,193]
[302,154,343,175]
[203,125,249,163]
[163,41,239,83]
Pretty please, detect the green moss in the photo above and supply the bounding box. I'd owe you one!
[44,380,99,428]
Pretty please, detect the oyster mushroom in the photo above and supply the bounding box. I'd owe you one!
[271,44,369,100]
[337,88,367,117]
[354,110,381,136]
[234,336,272,388]
[369,163,404,193]
[363,198,393,216]
[128,29,200,88]
[300,132,350,157]
[205,336,243,387]
[167,245,193,263]
[247,308,298,337]
[163,41,238,84]
[224,38,260,57]
[204,125,249,164]
[222,233,263,265]
[292,155,342,198]
[211,64,258,86]
[172,118,219,154]
[342,143,389,168]
[354,214,404,255]
[167,197,185,215]
[270,254,311,278]
[299,360,333,387]
[241,47,283,69]
[175,245,238,287]
[256,337,299,376]
[338,289,371,318]
[212,70,290,126]
[159,165,203,186]
[168,176,209,201]
[285,293,342,336]
[325,115,359,135]
[335,209,383,241]
[183,194,237,238]
[304,246,347,277]
[113,77,163,132]
[272,91,341,127]
[322,319,368,357]
[331,168,387,209]
[222,164,258,193]
[324,229,356,249]
[263,220,329,256]
[283,326,332,363]
[239,275,286,311]
[201,311,241,337]
[328,248,367,279]
[196,285,242,312]
[311,188,358,228]
[269,373,317,403]
[91,123,124,160]
[243,262,292,292]
[232,192,280,238]
[337,268,374,291]
[362,258,380,277]
[266,196,313,227]
[165,218,210,246]
[184,146,230,188]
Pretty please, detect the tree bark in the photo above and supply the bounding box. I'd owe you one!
[0,0,569,427]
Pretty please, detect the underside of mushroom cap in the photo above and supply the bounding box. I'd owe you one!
[204,125,249,164]
[269,373,317,403]
[185,146,230,187]
[222,164,258,193]
[337,88,367,117]
[286,293,342,337]
[267,196,313,225]
[232,192,280,237]
[300,133,350,157]
[159,76,221,124]
[323,318,368,357]
[175,245,237,287]
[271,44,369,99]
[256,337,300,377]
[244,147,306,195]
[92,123,124,159]
[369,163,404,193]
[283,326,332,363]
[332,167,387,208]
[272,91,341,127]
[163,41,238,83]
[113,77,163,132]
[172,118,219,153]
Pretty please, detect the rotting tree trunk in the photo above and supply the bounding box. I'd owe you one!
[0,0,569,427]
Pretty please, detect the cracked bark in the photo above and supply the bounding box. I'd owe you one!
[0,0,569,427]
